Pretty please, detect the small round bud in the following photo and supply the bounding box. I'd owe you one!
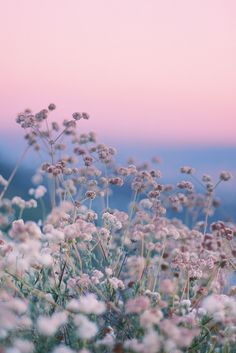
[85,190,96,200]
[72,112,82,120]
[82,112,90,120]
[48,103,56,111]
[220,171,232,182]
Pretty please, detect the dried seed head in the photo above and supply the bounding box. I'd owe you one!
[180,166,195,174]
[52,122,60,131]
[85,190,96,200]
[220,171,232,182]
[72,112,82,120]
[82,112,90,120]
[48,103,56,111]
[109,177,124,186]
[83,155,94,167]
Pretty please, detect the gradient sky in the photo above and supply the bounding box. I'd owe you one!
[0,0,236,145]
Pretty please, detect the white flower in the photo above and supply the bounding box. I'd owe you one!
[25,199,37,208]
[91,270,104,284]
[12,197,26,209]
[201,294,236,322]
[13,339,34,353]
[142,330,160,353]
[66,299,80,313]
[37,311,67,336]
[38,253,53,267]
[139,199,153,209]
[96,334,115,348]
[10,299,28,314]
[140,309,163,328]
[180,299,191,308]
[52,346,76,353]
[109,277,125,290]
[105,267,113,276]
[74,315,98,340]
[102,212,122,230]
[77,294,106,315]
[29,185,47,199]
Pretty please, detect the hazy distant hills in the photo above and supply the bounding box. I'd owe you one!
[0,159,235,224]
[1,140,236,223]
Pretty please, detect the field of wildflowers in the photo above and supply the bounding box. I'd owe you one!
[0,105,236,353]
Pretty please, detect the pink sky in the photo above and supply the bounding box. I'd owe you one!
[0,0,236,145]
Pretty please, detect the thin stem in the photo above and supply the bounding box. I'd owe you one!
[72,242,83,274]
[203,192,212,235]
[116,252,127,278]
[18,208,24,219]
[190,174,207,191]
[54,260,67,304]
[104,163,109,209]
[0,145,30,201]
[39,198,46,221]
[152,236,166,291]
[53,128,67,144]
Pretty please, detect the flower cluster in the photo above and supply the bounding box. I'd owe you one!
[0,105,235,353]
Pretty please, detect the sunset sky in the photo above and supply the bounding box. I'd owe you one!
[0,0,236,145]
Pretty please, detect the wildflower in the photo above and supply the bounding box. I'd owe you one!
[29,185,47,199]
[83,155,94,166]
[10,298,28,314]
[43,226,65,243]
[180,166,195,174]
[160,279,175,294]
[142,330,160,353]
[91,270,104,284]
[82,112,90,120]
[13,339,34,353]
[25,199,37,208]
[74,314,98,339]
[177,180,194,191]
[150,169,162,178]
[85,190,96,200]
[126,296,150,314]
[37,311,68,336]
[144,290,161,301]
[219,171,232,181]
[109,177,124,186]
[105,267,113,276]
[35,109,48,121]
[108,277,125,290]
[102,212,122,230]
[12,196,26,209]
[9,219,41,241]
[96,334,115,348]
[202,174,212,182]
[140,308,163,328]
[76,293,106,315]
[52,121,60,131]
[66,299,81,313]
[180,299,192,313]
[72,112,82,120]
[52,346,76,353]
[48,103,56,111]
[140,198,153,209]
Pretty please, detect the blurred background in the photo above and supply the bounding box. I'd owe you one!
[0,0,235,218]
